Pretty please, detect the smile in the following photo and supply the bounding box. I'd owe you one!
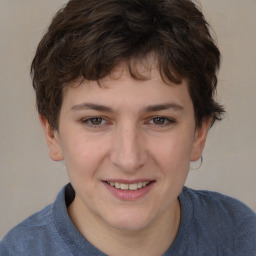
[103,180,155,200]
[106,181,150,191]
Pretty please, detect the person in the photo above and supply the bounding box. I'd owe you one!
[1,0,255,255]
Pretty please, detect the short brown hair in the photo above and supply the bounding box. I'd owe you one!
[31,0,225,129]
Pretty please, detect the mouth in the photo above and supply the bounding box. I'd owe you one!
[104,180,153,191]
[102,180,155,200]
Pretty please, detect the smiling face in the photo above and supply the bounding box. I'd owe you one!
[40,63,210,235]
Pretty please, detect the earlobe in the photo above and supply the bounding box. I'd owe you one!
[39,115,64,161]
[190,118,211,162]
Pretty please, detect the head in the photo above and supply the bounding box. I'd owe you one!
[31,0,224,130]
[31,0,226,239]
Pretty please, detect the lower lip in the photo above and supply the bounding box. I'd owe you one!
[103,182,155,201]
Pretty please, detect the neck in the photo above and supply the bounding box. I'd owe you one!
[68,198,181,256]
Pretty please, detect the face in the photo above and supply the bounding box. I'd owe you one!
[41,63,210,233]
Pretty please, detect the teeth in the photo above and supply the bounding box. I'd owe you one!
[129,183,138,190]
[120,183,129,190]
[115,182,120,189]
[107,181,150,190]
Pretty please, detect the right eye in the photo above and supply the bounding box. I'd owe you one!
[81,117,107,128]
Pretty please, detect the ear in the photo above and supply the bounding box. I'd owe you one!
[190,118,211,161]
[39,115,64,161]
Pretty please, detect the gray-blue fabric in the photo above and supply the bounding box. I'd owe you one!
[1,184,256,255]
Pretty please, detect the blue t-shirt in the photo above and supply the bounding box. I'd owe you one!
[1,184,256,255]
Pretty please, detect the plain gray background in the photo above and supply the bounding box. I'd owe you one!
[1,0,256,238]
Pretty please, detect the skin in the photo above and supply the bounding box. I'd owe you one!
[40,62,210,256]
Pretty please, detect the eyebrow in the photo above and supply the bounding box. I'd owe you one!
[143,103,184,112]
[71,103,112,112]
[71,102,184,113]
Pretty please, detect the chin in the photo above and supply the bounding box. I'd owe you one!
[103,209,155,232]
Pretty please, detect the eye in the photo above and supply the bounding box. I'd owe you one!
[148,116,175,126]
[81,117,107,127]
[152,117,167,125]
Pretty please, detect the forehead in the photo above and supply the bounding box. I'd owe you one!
[69,53,181,86]
[68,56,181,90]
[65,60,180,92]
[103,60,161,84]
[61,62,192,115]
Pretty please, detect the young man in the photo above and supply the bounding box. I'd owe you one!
[1,0,255,255]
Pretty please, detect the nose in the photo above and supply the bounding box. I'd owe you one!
[110,122,147,173]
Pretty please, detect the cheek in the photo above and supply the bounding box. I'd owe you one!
[61,135,106,177]
[152,134,194,159]
[150,134,194,173]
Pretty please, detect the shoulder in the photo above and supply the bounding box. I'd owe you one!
[0,204,55,255]
[183,187,256,222]
[181,187,256,255]
[0,185,71,255]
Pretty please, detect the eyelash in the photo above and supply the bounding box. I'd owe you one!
[80,116,176,129]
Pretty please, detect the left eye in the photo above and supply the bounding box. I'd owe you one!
[149,117,174,126]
